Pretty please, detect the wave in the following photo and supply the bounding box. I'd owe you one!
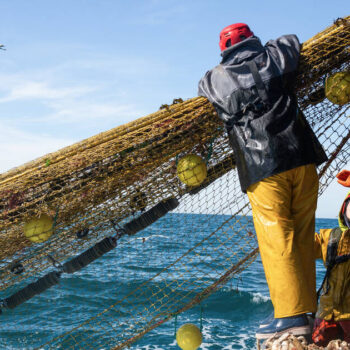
[251,292,270,304]
[136,234,169,241]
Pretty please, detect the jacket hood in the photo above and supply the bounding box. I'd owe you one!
[220,36,264,65]
[338,191,350,231]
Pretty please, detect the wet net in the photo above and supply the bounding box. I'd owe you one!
[0,16,349,350]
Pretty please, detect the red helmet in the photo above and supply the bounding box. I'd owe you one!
[219,23,254,51]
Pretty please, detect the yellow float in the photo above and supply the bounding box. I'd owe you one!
[24,214,54,243]
[325,71,350,106]
[176,323,202,350]
[177,155,207,187]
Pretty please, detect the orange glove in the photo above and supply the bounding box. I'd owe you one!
[336,170,350,187]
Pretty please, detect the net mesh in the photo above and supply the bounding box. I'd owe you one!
[0,16,349,350]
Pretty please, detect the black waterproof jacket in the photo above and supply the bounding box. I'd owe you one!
[198,35,327,192]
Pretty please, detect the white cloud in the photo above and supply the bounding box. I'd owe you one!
[0,81,96,103]
[0,122,75,173]
[0,52,164,128]
[0,52,159,176]
[42,100,145,125]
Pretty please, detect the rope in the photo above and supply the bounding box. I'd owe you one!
[199,304,203,333]
[52,207,60,229]
[174,314,178,338]
[0,197,180,313]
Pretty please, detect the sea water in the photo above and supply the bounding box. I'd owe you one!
[0,216,337,350]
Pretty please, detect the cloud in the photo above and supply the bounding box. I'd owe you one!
[0,80,96,103]
[0,50,167,126]
[0,50,165,172]
[0,122,75,173]
[42,100,145,125]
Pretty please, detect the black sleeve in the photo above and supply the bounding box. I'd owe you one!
[198,71,213,98]
[265,34,301,73]
[198,67,232,124]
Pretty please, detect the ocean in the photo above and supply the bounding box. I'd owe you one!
[0,216,337,350]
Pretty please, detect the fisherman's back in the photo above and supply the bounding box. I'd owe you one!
[198,35,327,191]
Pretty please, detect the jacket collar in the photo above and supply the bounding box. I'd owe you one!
[338,191,350,231]
[220,36,264,65]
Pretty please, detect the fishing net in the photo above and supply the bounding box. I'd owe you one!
[0,16,349,350]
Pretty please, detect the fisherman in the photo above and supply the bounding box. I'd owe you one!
[198,23,328,339]
[312,170,350,346]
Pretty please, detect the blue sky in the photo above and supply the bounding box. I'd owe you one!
[0,0,349,218]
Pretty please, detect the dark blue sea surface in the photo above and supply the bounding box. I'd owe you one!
[0,216,337,350]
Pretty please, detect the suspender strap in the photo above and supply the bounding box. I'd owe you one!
[317,227,344,300]
[246,60,270,105]
[335,253,350,264]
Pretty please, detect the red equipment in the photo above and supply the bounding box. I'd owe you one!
[219,23,254,51]
[336,170,350,187]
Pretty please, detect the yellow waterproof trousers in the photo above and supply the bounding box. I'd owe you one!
[247,164,319,318]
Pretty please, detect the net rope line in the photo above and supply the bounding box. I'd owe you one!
[39,247,259,350]
[112,249,259,350]
[39,213,257,348]
[5,167,254,350]
[82,211,253,349]
[0,101,220,262]
[0,99,207,184]
[0,15,348,350]
[0,130,230,290]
